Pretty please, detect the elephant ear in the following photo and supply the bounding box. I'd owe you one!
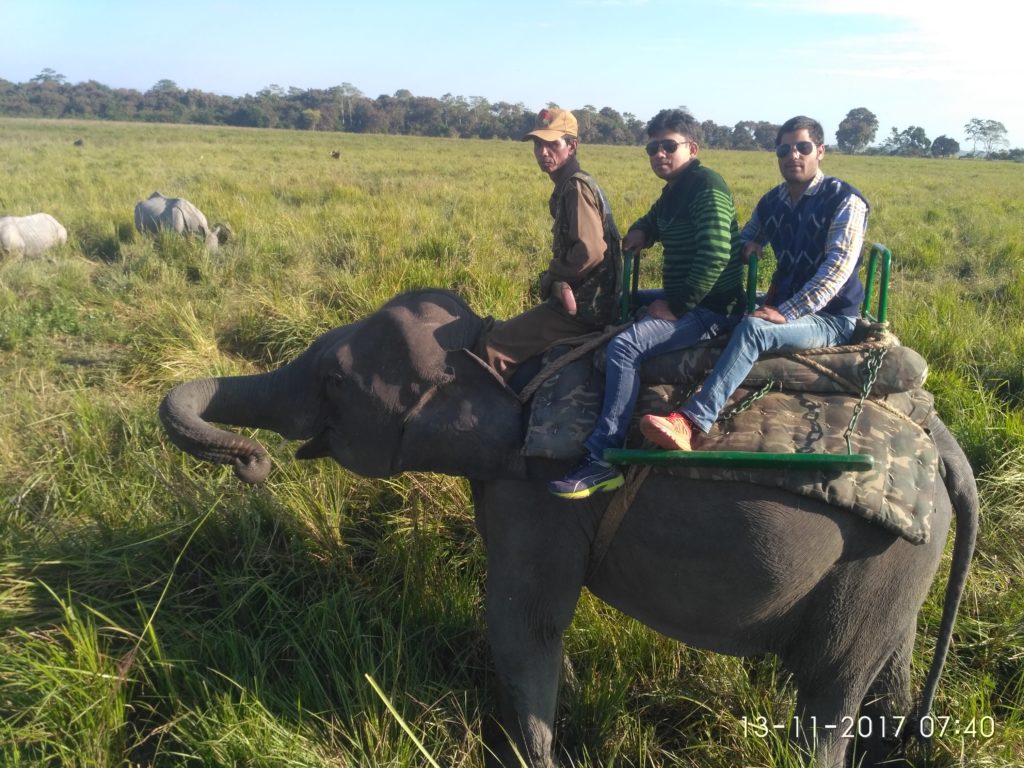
[397,348,523,479]
[295,290,523,480]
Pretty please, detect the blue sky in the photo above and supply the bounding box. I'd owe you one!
[4,0,1021,148]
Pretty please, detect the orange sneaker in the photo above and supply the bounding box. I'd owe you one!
[639,412,694,451]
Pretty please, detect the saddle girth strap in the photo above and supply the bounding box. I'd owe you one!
[586,463,651,582]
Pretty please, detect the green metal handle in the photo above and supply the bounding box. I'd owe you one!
[861,243,891,324]
[619,248,640,323]
[746,251,759,313]
[604,448,874,471]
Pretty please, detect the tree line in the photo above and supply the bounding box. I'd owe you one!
[2,70,1018,160]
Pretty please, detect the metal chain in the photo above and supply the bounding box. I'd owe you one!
[843,345,889,453]
[719,379,776,422]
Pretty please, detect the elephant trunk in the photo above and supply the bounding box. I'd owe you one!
[159,366,319,485]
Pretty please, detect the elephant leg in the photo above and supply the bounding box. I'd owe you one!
[478,489,591,767]
[849,630,915,768]
[485,559,585,767]
[791,632,912,768]
[791,675,865,768]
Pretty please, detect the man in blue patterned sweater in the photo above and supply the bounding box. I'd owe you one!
[640,115,870,451]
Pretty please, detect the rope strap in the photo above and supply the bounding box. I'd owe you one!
[516,321,633,404]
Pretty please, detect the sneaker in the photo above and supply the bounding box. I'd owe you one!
[639,412,694,451]
[548,457,624,499]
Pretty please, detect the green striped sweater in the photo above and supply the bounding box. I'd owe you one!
[630,159,745,317]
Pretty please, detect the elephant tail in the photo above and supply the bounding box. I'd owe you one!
[909,415,980,740]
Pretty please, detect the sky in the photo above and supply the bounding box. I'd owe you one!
[4,0,1021,149]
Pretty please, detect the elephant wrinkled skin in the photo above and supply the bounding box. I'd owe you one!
[159,289,978,768]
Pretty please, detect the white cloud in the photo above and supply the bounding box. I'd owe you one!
[732,0,1022,143]
[760,0,1018,82]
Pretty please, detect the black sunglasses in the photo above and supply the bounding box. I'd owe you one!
[775,141,816,158]
[645,139,689,156]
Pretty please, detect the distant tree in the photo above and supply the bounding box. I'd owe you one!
[4,74,908,148]
[752,121,780,151]
[31,68,66,84]
[259,84,287,99]
[142,80,186,122]
[985,147,1024,162]
[25,77,68,116]
[151,79,179,93]
[406,97,446,136]
[963,118,1008,154]
[700,120,732,149]
[469,96,497,138]
[226,98,270,128]
[931,135,960,157]
[64,79,120,119]
[835,108,878,153]
[299,108,321,130]
[730,121,758,150]
[593,106,633,144]
[493,101,532,140]
[575,104,598,141]
[623,112,645,143]
[334,82,363,129]
[882,125,931,156]
[349,99,385,133]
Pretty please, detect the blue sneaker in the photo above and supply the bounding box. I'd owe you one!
[548,457,624,499]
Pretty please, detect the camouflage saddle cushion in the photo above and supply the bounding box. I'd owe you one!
[522,329,937,544]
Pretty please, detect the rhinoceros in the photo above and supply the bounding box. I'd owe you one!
[0,213,68,257]
[134,192,228,251]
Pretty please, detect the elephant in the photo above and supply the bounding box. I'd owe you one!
[159,288,978,768]
[0,213,68,257]
[134,191,229,251]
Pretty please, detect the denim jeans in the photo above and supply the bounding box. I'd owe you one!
[584,290,736,459]
[681,312,858,433]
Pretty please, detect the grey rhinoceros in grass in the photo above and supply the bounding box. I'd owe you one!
[0,212,68,257]
[134,191,228,251]
[158,288,978,768]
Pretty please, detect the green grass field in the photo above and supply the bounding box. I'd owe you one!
[1,117,1022,767]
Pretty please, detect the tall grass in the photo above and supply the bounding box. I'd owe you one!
[1,117,1022,766]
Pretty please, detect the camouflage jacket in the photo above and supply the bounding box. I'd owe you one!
[545,167,622,325]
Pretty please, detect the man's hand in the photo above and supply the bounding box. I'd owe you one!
[741,240,763,263]
[750,305,786,324]
[623,229,648,252]
[645,299,677,322]
[553,281,577,315]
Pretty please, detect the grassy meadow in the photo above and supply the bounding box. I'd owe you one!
[1,116,1022,767]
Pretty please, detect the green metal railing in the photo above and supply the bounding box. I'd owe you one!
[605,448,874,471]
[861,243,891,324]
[744,242,891,322]
[620,248,641,323]
[609,242,894,473]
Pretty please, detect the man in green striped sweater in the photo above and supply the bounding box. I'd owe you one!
[550,109,746,499]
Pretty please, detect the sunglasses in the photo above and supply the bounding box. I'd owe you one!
[645,139,690,156]
[775,141,817,158]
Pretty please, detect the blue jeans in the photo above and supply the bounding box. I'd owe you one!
[584,290,736,459]
[681,312,858,433]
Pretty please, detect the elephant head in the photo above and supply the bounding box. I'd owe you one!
[159,289,525,483]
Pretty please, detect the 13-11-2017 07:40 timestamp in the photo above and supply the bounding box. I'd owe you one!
[742,714,996,740]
